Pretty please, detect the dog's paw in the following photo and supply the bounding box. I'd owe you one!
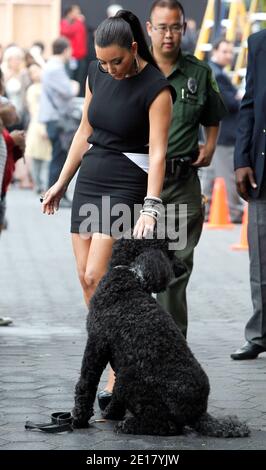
[114,417,138,434]
[102,405,126,421]
[72,418,89,429]
[114,420,127,434]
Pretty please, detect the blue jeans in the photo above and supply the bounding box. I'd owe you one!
[46,121,67,187]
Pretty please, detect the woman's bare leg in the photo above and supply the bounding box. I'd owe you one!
[72,232,116,391]
[71,234,92,305]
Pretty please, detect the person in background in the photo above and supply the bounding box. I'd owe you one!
[25,64,51,194]
[0,68,23,326]
[147,0,227,338]
[1,46,30,129]
[181,18,198,54]
[39,37,79,206]
[0,125,25,327]
[0,68,17,235]
[1,46,32,188]
[201,39,244,223]
[60,4,88,96]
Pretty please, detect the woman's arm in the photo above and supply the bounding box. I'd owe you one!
[147,88,173,197]
[133,88,172,238]
[42,78,93,214]
[58,79,93,188]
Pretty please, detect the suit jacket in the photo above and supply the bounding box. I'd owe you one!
[209,61,240,146]
[234,29,266,197]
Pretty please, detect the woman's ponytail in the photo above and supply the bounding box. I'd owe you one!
[115,10,160,70]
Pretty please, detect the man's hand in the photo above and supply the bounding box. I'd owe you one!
[71,80,80,96]
[192,144,215,168]
[235,167,257,201]
[10,130,26,153]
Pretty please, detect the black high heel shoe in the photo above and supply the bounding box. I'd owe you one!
[97,390,112,411]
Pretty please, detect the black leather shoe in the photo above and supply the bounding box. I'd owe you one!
[231,341,266,360]
[97,390,112,411]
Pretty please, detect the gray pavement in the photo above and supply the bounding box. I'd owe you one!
[0,187,266,450]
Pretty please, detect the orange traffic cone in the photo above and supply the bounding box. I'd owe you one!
[231,205,248,251]
[205,177,234,229]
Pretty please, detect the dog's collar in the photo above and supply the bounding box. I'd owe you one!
[113,265,144,283]
[129,265,144,283]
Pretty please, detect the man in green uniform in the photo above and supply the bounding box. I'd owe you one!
[147,0,227,337]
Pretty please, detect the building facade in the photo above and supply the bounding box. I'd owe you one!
[0,0,61,51]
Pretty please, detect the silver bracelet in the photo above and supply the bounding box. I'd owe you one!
[142,206,161,217]
[140,210,158,221]
[144,196,162,204]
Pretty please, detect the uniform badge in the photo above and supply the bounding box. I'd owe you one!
[187,77,197,94]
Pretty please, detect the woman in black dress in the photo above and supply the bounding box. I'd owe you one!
[42,10,175,398]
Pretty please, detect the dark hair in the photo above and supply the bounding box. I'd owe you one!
[95,10,160,70]
[150,0,185,22]
[63,4,80,17]
[212,38,232,50]
[52,37,70,55]
[32,41,45,53]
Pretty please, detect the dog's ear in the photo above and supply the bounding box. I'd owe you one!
[130,248,174,293]
[109,237,136,268]
[171,255,187,278]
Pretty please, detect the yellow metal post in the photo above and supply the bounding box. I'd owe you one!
[233,0,259,84]
[226,0,247,42]
[194,0,216,60]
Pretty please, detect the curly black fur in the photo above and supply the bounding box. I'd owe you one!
[72,237,250,437]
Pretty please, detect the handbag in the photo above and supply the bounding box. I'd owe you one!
[57,111,80,151]
[45,89,82,151]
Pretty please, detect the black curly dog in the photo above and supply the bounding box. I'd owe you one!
[72,236,250,437]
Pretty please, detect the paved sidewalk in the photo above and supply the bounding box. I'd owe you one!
[0,188,265,450]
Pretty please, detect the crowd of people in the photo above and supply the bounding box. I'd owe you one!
[1,0,265,409]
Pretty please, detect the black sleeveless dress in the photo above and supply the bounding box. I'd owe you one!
[71,60,175,236]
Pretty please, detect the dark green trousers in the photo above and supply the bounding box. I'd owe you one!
[157,169,204,338]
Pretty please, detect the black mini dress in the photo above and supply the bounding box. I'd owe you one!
[71,60,175,236]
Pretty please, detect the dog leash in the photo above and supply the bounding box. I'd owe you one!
[25,412,73,433]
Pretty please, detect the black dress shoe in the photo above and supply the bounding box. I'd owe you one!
[97,390,112,411]
[231,341,266,360]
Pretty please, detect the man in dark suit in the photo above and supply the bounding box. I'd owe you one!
[231,29,266,360]
[202,38,243,223]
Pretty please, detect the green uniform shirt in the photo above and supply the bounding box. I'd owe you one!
[166,50,227,159]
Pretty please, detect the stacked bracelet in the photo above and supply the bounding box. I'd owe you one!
[140,209,158,221]
[144,196,162,204]
[140,196,163,221]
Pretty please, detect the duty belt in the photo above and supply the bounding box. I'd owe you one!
[165,153,199,178]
